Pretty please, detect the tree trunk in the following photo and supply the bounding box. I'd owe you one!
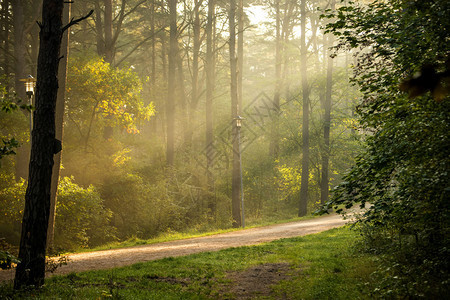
[229,0,240,228]
[186,0,201,147]
[237,0,243,108]
[270,0,281,157]
[166,0,177,166]
[12,0,28,181]
[205,0,215,213]
[103,0,114,64]
[14,0,64,288]
[320,0,335,206]
[47,1,70,251]
[150,1,156,94]
[1,0,11,85]
[298,0,309,217]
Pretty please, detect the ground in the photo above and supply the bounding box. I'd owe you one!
[0,213,350,290]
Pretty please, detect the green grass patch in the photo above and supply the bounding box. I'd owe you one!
[1,226,377,299]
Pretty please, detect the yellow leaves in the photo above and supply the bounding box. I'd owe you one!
[113,148,131,166]
[276,164,301,194]
[67,56,156,137]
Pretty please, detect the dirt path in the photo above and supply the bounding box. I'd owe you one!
[0,214,351,282]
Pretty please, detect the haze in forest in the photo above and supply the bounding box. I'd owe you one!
[1,0,448,295]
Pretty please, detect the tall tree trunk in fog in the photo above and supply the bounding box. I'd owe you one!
[48,2,70,250]
[187,0,202,146]
[298,0,310,217]
[14,0,64,288]
[270,0,281,157]
[166,0,177,166]
[320,0,335,206]
[150,1,156,95]
[12,0,28,181]
[104,0,114,64]
[205,0,215,213]
[237,0,243,108]
[229,0,241,227]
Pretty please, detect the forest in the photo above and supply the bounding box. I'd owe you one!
[0,0,449,297]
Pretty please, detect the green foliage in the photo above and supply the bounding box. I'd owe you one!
[0,174,26,244]
[0,238,19,270]
[321,0,450,297]
[54,177,116,250]
[66,55,154,148]
[0,79,31,163]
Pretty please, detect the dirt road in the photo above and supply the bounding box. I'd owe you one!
[0,213,351,282]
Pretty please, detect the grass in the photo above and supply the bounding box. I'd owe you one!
[1,226,377,299]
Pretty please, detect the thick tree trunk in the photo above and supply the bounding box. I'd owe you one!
[48,2,70,251]
[14,0,63,289]
[298,0,309,217]
[166,0,177,166]
[229,0,240,228]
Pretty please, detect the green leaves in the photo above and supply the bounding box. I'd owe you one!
[321,0,450,296]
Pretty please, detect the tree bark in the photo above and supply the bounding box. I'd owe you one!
[47,1,70,251]
[229,0,240,228]
[1,0,11,85]
[320,0,335,206]
[103,0,113,64]
[166,0,177,166]
[237,0,243,108]
[205,0,215,213]
[298,0,309,217]
[14,0,64,288]
[12,0,28,181]
[270,0,281,157]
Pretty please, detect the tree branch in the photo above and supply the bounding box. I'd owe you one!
[61,10,94,33]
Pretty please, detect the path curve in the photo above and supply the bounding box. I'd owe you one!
[0,213,351,282]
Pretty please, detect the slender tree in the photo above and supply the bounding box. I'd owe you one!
[205,0,215,212]
[229,0,241,227]
[270,0,281,157]
[166,0,177,166]
[11,0,28,180]
[320,0,335,206]
[298,0,310,217]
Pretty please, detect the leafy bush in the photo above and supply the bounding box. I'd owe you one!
[54,177,116,250]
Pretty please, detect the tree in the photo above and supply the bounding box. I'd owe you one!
[166,0,177,166]
[320,0,335,206]
[298,0,310,217]
[47,0,70,251]
[229,0,241,228]
[322,0,449,296]
[14,1,92,288]
[205,0,215,211]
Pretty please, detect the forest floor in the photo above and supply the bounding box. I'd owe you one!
[0,212,354,285]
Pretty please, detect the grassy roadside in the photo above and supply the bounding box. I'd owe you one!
[1,226,377,299]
